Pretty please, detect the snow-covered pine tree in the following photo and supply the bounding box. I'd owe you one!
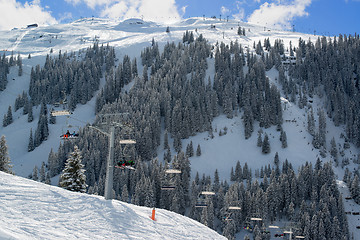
[32,166,38,181]
[280,130,288,148]
[45,172,51,184]
[193,143,201,156]
[186,141,194,157]
[27,101,33,122]
[59,145,87,193]
[163,130,169,150]
[2,106,13,127]
[257,131,263,147]
[0,135,13,174]
[28,128,34,152]
[121,184,129,203]
[39,162,46,182]
[262,133,270,154]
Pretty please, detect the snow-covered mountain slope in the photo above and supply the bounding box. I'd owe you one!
[0,17,319,178]
[0,171,225,240]
[1,15,360,240]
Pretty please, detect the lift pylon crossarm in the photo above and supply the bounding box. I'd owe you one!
[88,125,110,137]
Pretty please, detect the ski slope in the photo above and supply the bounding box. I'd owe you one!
[0,16,359,184]
[0,17,319,178]
[1,16,360,240]
[0,171,225,240]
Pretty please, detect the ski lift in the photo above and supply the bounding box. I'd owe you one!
[59,115,81,141]
[224,205,241,221]
[119,127,136,144]
[115,159,135,170]
[228,206,241,210]
[200,191,216,195]
[244,215,263,232]
[195,190,216,208]
[60,128,79,140]
[195,199,208,208]
[116,140,136,170]
[161,167,181,190]
[51,109,72,117]
[51,91,71,117]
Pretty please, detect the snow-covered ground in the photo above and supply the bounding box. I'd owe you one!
[1,17,360,239]
[0,171,225,240]
[0,17,319,179]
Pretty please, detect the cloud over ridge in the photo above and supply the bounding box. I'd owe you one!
[247,0,312,30]
[0,0,57,30]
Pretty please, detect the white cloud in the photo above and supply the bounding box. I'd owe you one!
[221,6,230,15]
[65,0,113,9]
[247,0,312,30]
[58,12,74,22]
[233,1,246,21]
[0,0,57,30]
[233,8,245,21]
[66,0,183,23]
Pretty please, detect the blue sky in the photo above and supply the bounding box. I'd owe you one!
[0,0,359,36]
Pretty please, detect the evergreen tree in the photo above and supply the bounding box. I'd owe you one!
[27,102,33,122]
[318,109,327,147]
[2,106,13,127]
[17,54,23,76]
[262,133,270,154]
[330,137,338,160]
[39,162,46,182]
[45,172,51,185]
[59,145,87,193]
[307,108,315,136]
[28,128,34,152]
[164,130,169,150]
[196,144,202,156]
[121,184,129,203]
[32,166,38,181]
[237,26,242,36]
[280,130,288,148]
[186,141,194,157]
[257,131,263,147]
[274,152,280,167]
[0,135,13,174]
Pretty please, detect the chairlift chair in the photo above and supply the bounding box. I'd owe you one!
[119,131,136,144]
[51,110,72,117]
[195,199,208,208]
[161,167,181,190]
[195,189,216,208]
[165,169,182,174]
[119,139,136,144]
[228,206,241,210]
[224,205,241,221]
[201,191,216,195]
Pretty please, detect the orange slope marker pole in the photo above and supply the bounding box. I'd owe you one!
[151,208,156,221]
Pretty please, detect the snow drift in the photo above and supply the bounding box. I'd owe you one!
[0,171,225,240]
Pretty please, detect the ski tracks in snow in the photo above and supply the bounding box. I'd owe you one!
[10,29,29,52]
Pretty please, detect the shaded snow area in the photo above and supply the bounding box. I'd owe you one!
[0,172,225,240]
